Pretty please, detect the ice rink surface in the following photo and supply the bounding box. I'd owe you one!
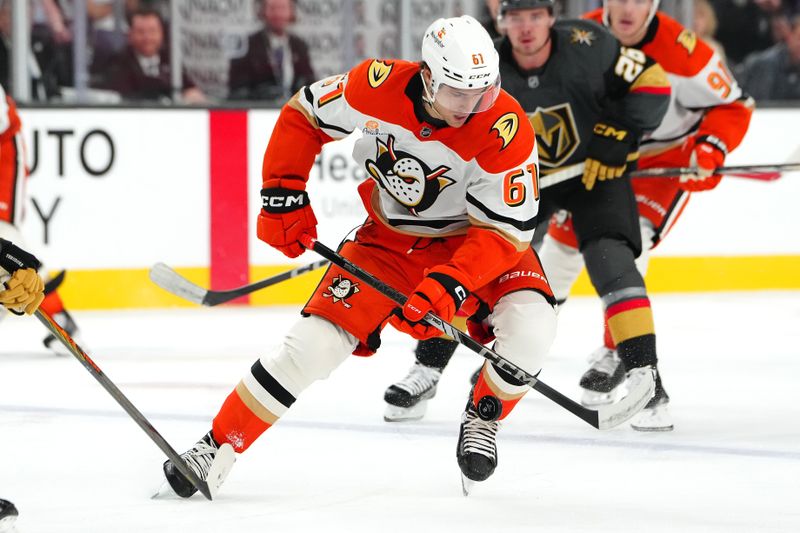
[1,291,799,532]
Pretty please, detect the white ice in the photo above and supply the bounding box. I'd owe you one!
[1,292,799,532]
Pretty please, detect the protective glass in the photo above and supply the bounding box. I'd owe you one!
[434,75,502,115]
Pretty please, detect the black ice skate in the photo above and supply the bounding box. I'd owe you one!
[42,310,82,356]
[630,370,673,432]
[0,499,18,532]
[162,431,236,499]
[384,362,442,422]
[579,347,627,406]
[456,398,499,495]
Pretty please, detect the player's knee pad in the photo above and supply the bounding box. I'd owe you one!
[539,234,583,304]
[582,237,646,299]
[490,290,556,376]
[261,315,358,393]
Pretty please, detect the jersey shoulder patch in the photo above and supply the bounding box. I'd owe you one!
[645,13,714,76]
[367,59,395,88]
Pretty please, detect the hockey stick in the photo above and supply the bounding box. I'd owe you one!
[33,309,215,500]
[299,235,654,430]
[149,260,329,306]
[631,162,800,180]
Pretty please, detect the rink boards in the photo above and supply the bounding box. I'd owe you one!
[16,107,800,309]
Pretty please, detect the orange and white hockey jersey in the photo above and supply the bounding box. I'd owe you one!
[262,59,540,250]
[0,84,26,225]
[584,9,753,159]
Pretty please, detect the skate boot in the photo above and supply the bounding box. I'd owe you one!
[163,431,229,498]
[579,347,627,406]
[384,362,442,422]
[42,310,82,356]
[456,398,499,494]
[630,371,673,432]
[0,499,18,532]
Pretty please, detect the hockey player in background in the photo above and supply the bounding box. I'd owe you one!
[0,84,83,354]
[383,0,671,427]
[164,15,563,495]
[537,0,754,431]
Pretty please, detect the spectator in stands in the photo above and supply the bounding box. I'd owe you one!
[736,13,800,101]
[480,0,502,40]
[694,0,726,61]
[711,0,777,66]
[0,0,61,100]
[228,0,314,102]
[102,8,205,103]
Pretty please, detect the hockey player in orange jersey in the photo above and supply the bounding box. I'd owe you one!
[163,15,558,496]
[0,84,83,353]
[539,0,754,430]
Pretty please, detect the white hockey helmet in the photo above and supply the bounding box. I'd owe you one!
[420,15,501,115]
[602,0,661,29]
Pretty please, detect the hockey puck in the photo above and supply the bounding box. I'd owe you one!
[476,395,502,421]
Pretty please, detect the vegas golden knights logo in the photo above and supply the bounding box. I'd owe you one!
[528,103,580,169]
[368,60,393,88]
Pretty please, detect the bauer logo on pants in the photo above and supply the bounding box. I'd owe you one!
[323,274,360,308]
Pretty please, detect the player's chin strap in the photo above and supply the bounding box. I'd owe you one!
[631,162,800,181]
[298,234,655,431]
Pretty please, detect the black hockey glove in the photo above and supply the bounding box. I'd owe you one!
[0,238,41,274]
[582,119,640,191]
[0,239,44,315]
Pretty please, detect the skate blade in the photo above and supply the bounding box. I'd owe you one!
[631,424,674,432]
[151,480,183,500]
[383,400,428,422]
[580,388,619,407]
[461,474,475,497]
[206,443,236,499]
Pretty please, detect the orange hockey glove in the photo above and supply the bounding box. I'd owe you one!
[257,177,317,258]
[583,119,639,191]
[390,266,470,341]
[680,135,726,192]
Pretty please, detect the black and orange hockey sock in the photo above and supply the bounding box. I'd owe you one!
[471,362,529,421]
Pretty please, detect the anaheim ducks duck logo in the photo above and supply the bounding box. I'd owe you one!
[528,103,580,169]
[491,112,519,150]
[676,29,697,54]
[365,134,455,214]
[368,60,393,88]
[323,274,360,308]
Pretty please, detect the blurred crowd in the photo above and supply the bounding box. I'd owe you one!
[1,0,799,105]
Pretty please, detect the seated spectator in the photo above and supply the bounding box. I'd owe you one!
[0,0,61,100]
[101,8,205,103]
[694,0,726,61]
[711,0,776,66]
[228,0,314,102]
[736,14,800,101]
